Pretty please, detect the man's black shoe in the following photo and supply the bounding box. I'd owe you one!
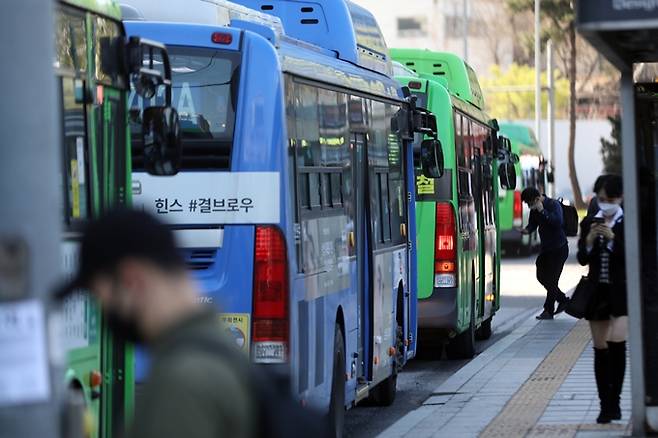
[536,310,554,320]
[555,300,569,315]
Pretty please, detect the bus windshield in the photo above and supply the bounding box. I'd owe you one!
[131,46,240,170]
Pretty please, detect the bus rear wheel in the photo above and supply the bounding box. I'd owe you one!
[369,325,402,406]
[446,281,476,360]
[329,324,345,438]
[475,317,493,340]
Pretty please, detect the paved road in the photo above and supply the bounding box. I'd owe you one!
[344,239,586,438]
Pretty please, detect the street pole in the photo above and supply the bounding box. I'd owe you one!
[534,0,541,153]
[620,70,647,436]
[547,39,555,197]
[0,1,63,438]
[463,0,469,62]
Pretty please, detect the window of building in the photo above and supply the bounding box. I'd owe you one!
[444,15,486,38]
[397,17,427,38]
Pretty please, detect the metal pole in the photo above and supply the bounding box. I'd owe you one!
[463,0,469,62]
[547,39,555,197]
[534,0,541,152]
[0,1,62,438]
[620,70,646,436]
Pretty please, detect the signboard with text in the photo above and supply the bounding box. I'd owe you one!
[133,172,281,225]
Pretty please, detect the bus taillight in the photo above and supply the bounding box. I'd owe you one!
[252,226,289,364]
[434,202,457,288]
[513,191,523,227]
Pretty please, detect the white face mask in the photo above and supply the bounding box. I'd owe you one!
[598,202,621,217]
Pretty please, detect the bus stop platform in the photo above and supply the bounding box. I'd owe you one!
[378,314,632,438]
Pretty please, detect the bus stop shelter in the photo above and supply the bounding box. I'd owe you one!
[577,1,658,434]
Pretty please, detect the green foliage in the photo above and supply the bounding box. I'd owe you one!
[481,64,569,119]
[506,0,575,65]
[601,115,622,174]
[507,0,574,30]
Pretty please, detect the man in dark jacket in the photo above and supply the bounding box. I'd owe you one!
[521,188,570,319]
[55,209,257,438]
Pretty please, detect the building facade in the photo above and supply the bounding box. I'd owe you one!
[352,0,514,77]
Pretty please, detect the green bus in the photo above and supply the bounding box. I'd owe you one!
[55,1,177,436]
[392,49,516,359]
[497,123,549,256]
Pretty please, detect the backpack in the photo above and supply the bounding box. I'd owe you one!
[189,335,330,438]
[558,197,579,237]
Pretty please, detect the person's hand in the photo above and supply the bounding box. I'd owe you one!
[534,201,544,213]
[586,226,600,247]
[597,225,615,241]
[586,224,615,247]
[520,228,530,236]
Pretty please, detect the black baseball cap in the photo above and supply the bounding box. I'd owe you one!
[55,208,184,300]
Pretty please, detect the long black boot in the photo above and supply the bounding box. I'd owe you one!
[594,347,613,424]
[608,341,626,421]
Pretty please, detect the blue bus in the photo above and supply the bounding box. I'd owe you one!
[122,0,441,434]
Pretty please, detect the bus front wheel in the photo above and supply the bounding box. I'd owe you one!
[329,324,345,438]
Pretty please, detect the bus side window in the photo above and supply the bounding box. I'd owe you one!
[369,100,387,244]
[55,7,87,74]
[291,82,351,273]
[60,78,90,227]
[387,103,406,246]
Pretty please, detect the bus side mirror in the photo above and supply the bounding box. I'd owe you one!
[142,106,181,176]
[421,139,444,179]
[126,37,173,106]
[498,162,517,190]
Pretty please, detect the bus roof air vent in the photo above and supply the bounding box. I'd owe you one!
[390,48,486,109]
[229,0,392,76]
[120,0,285,42]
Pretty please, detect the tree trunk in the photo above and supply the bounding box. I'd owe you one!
[567,22,586,209]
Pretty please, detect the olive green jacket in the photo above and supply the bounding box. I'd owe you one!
[129,309,257,438]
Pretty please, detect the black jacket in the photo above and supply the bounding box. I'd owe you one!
[525,196,568,253]
[577,215,626,287]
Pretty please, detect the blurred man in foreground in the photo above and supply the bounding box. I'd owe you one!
[56,209,257,438]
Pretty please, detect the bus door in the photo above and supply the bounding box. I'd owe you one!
[472,145,486,319]
[59,74,105,438]
[482,135,497,312]
[350,132,371,383]
[473,141,495,319]
[95,83,132,436]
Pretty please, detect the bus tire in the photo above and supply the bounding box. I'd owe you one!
[369,325,402,406]
[329,324,346,438]
[475,317,493,340]
[446,280,476,360]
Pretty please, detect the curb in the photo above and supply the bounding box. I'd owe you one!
[378,311,546,437]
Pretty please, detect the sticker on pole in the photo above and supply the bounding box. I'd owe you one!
[0,299,50,406]
[132,172,280,225]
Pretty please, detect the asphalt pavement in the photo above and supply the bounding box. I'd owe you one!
[344,238,586,438]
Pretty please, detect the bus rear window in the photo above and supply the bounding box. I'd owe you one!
[131,47,240,171]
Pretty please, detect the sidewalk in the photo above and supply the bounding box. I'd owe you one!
[378,314,631,438]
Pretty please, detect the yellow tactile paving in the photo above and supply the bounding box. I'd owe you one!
[479,321,591,438]
[524,423,630,437]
